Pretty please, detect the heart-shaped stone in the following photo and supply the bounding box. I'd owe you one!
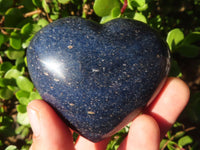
[27,17,170,142]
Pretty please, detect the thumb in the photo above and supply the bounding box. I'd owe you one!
[27,100,74,150]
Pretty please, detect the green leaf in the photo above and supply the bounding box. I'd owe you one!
[182,32,200,45]
[5,145,18,150]
[37,19,49,27]
[17,105,27,113]
[169,59,182,77]
[166,140,178,150]
[32,0,42,7]
[94,0,120,17]
[137,3,148,11]
[32,24,42,34]
[166,28,184,51]
[17,112,29,126]
[133,12,147,23]
[22,24,41,49]
[100,15,115,24]
[0,62,13,72]
[16,90,30,105]
[127,0,146,10]
[16,76,34,92]
[21,145,30,150]
[0,125,15,137]
[29,91,42,101]
[20,0,35,11]
[133,0,145,7]
[22,34,35,48]
[15,57,25,71]
[175,44,200,58]
[0,78,16,87]
[178,135,193,147]
[4,69,22,79]
[0,88,13,100]
[9,32,22,50]
[0,0,13,15]
[15,125,25,134]
[0,115,13,125]
[174,131,186,140]
[42,0,50,13]
[58,0,70,4]
[21,23,33,35]
[111,7,121,17]
[24,57,28,67]
[5,49,25,60]
[100,7,121,24]
[5,8,23,27]
[21,126,30,138]
[50,14,59,20]
[0,33,5,48]
[160,139,168,149]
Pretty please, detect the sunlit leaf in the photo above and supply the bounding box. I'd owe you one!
[5,49,25,60]
[166,28,184,51]
[94,0,120,17]
[178,135,193,147]
[5,145,17,150]
[17,112,29,126]
[29,91,42,101]
[42,0,50,13]
[21,23,33,35]
[133,12,147,23]
[32,0,42,7]
[137,3,148,11]
[16,76,34,92]
[38,19,49,27]
[4,69,22,79]
[58,0,70,4]
[17,105,27,113]
[16,90,30,105]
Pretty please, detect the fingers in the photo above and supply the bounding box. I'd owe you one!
[145,77,190,138]
[118,114,160,150]
[75,136,110,150]
[27,77,189,150]
[27,100,74,150]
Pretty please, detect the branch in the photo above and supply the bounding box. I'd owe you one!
[0,27,21,30]
[24,9,42,18]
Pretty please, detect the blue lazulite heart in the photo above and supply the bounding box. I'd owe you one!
[27,17,170,142]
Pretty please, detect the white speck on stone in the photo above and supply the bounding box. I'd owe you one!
[88,111,95,115]
[92,68,100,72]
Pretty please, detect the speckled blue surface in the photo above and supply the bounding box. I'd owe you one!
[27,17,170,142]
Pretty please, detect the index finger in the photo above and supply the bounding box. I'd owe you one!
[145,77,190,138]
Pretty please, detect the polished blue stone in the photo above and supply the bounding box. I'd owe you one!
[27,17,170,142]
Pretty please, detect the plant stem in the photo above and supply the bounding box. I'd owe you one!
[121,0,127,14]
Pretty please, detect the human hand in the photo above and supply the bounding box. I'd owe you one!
[27,77,189,150]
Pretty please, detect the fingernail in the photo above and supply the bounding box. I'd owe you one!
[28,107,40,137]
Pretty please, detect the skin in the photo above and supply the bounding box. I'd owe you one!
[27,77,190,150]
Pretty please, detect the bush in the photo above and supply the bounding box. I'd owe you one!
[0,0,200,149]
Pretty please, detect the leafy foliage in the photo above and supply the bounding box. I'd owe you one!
[0,0,200,149]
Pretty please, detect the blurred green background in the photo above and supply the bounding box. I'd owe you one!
[0,0,200,149]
